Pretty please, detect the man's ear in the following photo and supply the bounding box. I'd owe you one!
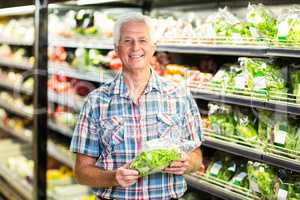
[114,45,119,55]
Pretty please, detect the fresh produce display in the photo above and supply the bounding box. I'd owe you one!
[0,45,34,65]
[49,105,77,131]
[246,3,277,39]
[247,161,277,199]
[229,162,249,188]
[208,102,235,137]
[0,91,33,114]
[49,9,116,39]
[233,107,257,142]
[268,114,297,150]
[290,65,300,104]
[130,149,181,176]
[0,17,34,43]
[277,7,300,46]
[274,169,300,200]
[239,57,287,98]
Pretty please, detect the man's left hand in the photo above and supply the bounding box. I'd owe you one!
[162,156,190,175]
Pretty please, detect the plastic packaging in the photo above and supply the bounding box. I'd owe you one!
[129,138,201,176]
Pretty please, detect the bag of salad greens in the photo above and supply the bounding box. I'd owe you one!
[130,138,201,176]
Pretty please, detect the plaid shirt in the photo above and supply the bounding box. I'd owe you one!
[70,70,203,200]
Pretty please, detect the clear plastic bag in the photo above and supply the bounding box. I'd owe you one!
[129,138,201,176]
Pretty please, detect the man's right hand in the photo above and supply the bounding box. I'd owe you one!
[115,163,140,187]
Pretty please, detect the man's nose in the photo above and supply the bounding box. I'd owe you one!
[132,40,140,50]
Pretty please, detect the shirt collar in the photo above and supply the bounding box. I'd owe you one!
[111,68,162,97]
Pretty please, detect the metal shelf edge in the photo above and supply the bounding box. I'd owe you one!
[185,175,253,200]
[202,137,263,161]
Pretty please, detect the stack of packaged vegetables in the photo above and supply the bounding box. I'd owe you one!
[207,102,300,156]
[209,57,289,100]
[247,161,277,199]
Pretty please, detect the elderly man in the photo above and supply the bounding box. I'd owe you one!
[70,13,203,200]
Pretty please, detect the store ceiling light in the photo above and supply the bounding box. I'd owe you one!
[0,5,35,17]
[76,0,122,5]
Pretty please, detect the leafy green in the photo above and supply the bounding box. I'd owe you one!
[130,149,180,176]
[239,57,287,98]
[289,67,300,104]
[247,161,276,199]
[246,3,277,39]
[230,162,249,188]
[208,103,236,137]
[234,107,257,141]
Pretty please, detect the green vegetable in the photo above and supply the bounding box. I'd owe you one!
[234,107,257,141]
[239,57,287,99]
[246,3,277,39]
[247,161,276,199]
[230,162,249,188]
[208,103,236,137]
[130,149,180,176]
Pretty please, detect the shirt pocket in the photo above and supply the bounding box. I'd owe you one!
[157,113,183,139]
[100,116,124,153]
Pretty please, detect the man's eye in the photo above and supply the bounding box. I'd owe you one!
[124,39,131,43]
[140,39,147,43]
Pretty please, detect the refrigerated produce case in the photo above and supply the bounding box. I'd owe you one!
[1,0,300,200]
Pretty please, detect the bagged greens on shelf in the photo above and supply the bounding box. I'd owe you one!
[275,169,300,200]
[257,110,272,145]
[206,152,235,180]
[205,7,240,43]
[208,102,236,137]
[247,161,277,199]
[289,65,300,104]
[210,64,245,93]
[246,3,277,39]
[269,114,297,150]
[277,7,300,46]
[229,161,249,188]
[233,107,257,142]
[239,57,287,98]
[130,138,200,176]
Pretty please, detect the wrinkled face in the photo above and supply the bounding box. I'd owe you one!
[116,21,155,72]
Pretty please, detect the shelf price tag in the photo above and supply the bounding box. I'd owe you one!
[277,188,288,200]
[210,162,222,176]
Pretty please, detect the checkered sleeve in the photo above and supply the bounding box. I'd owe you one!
[184,92,204,143]
[70,95,101,157]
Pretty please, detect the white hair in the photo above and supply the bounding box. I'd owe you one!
[113,12,156,45]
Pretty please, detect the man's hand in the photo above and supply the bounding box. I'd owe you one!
[115,163,140,187]
[162,156,189,175]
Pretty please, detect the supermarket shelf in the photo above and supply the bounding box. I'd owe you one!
[48,62,114,83]
[0,122,74,168]
[48,35,300,58]
[185,174,258,200]
[0,39,33,46]
[48,141,74,168]
[267,48,300,58]
[203,131,300,174]
[191,89,300,116]
[0,176,26,200]
[0,59,33,70]
[157,44,267,57]
[49,36,114,50]
[0,123,31,143]
[48,91,84,111]
[0,81,33,95]
[48,120,73,138]
[0,164,32,200]
[202,135,262,162]
[0,5,34,17]
[0,99,33,118]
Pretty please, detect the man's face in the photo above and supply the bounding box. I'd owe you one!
[116,21,155,72]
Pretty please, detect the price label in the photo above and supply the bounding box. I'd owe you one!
[253,76,266,90]
[235,75,246,89]
[250,180,260,193]
[277,188,288,200]
[274,130,287,145]
[210,162,222,176]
